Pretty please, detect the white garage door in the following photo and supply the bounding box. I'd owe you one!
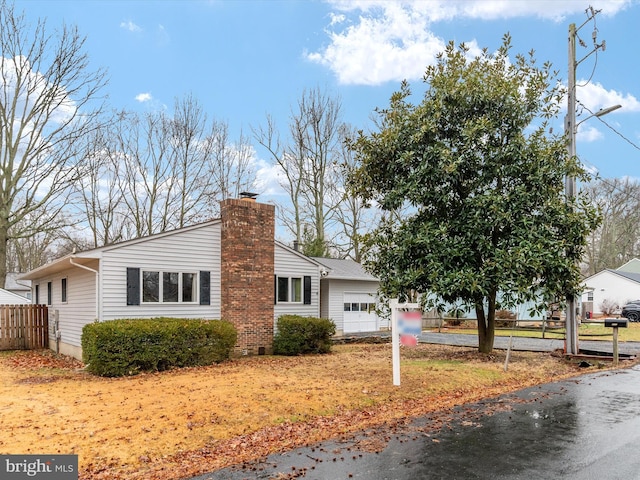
[343,292,379,333]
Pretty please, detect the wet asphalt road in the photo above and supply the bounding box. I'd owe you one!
[187,335,640,480]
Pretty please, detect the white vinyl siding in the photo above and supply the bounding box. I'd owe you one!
[101,222,221,320]
[40,264,98,348]
[274,244,319,320]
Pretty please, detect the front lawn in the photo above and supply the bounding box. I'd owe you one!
[0,343,614,480]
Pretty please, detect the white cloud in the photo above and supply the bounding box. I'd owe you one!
[569,82,639,143]
[254,157,287,197]
[307,3,449,85]
[120,20,142,33]
[577,123,604,142]
[135,92,153,103]
[309,1,633,85]
[576,81,640,114]
[156,24,170,46]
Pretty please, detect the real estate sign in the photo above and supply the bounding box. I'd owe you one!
[390,300,423,386]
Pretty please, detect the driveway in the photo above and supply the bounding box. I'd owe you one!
[190,365,640,479]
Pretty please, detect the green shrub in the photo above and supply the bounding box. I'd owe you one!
[81,318,237,377]
[273,315,336,355]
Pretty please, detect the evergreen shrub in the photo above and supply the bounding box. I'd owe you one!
[273,315,336,355]
[81,318,237,377]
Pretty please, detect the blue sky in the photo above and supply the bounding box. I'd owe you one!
[15,0,640,200]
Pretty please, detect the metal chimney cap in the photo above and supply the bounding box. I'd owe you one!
[239,192,258,199]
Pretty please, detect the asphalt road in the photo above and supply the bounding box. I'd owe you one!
[189,365,640,480]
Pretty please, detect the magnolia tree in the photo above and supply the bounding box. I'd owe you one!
[348,36,600,353]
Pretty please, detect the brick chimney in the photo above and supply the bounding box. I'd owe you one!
[220,195,275,355]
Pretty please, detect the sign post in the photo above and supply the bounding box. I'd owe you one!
[390,299,422,386]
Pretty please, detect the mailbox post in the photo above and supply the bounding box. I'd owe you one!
[604,318,628,366]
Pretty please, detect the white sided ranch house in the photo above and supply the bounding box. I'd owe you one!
[20,196,381,360]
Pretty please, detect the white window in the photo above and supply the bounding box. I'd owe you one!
[277,276,302,303]
[142,270,198,304]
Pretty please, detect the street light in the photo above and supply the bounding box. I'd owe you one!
[564,17,622,355]
[564,103,620,356]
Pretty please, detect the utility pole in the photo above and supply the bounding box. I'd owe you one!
[566,21,578,355]
[565,7,620,355]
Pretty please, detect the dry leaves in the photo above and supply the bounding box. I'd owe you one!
[0,344,632,480]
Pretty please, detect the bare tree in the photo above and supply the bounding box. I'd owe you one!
[6,210,66,272]
[207,121,256,203]
[71,94,257,246]
[255,88,345,256]
[72,125,127,247]
[166,94,218,227]
[253,115,304,244]
[0,1,106,285]
[583,177,640,275]
[334,124,377,262]
[292,88,343,256]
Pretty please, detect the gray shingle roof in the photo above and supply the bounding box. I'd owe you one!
[311,257,378,281]
[609,269,640,284]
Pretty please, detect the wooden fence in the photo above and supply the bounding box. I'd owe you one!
[0,304,48,350]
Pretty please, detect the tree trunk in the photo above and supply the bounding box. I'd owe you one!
[0,219,8,289]
[476,294,496,353]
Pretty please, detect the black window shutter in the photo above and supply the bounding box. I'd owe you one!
[303,276,311,305]
[126,267,140,306]
[200,271,210,305]
[274,275,278,304]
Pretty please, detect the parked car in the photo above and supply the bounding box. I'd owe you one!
[621,302,640,322]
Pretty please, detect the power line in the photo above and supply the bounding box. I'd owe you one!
[576,100,640,152]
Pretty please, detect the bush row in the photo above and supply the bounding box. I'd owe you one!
[81,318,237,377]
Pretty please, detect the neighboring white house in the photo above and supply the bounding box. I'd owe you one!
[5,273,31,300]
[19,197,381,359]
[0,288,31,304]
[581,261,640,316]
[311,257,381,334]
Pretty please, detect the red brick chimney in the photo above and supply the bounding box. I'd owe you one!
[220,194,275,355]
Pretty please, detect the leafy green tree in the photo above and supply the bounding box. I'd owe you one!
[349,36,600,353]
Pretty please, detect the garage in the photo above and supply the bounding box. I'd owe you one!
[343,292,379,333]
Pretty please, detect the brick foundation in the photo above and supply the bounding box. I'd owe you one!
[220,198,275,355]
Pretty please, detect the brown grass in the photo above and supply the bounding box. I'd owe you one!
[0,344,632,479]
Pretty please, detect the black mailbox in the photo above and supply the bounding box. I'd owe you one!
[604,318,628,328]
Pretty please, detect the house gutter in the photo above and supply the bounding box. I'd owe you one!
[69,257,101,322]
